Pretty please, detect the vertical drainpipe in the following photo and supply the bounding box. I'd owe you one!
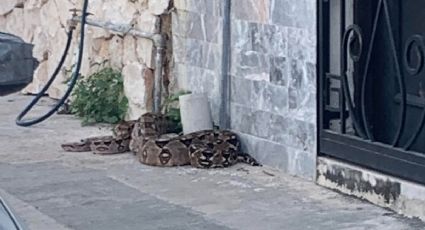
[152,15,166,114]
[219,0,232,129]
[153,34,165,113]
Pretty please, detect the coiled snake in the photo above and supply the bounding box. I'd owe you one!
[61,113,261,168]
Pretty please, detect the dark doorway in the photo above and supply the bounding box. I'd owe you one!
[319,0,425,184]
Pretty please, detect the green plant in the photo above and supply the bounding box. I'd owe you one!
[70,67,128,125]
[161,90,191,133]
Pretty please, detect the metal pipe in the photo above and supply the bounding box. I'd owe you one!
[71,16,166,113]
[219,0,232,129]
[153,46,164,113]
[72,16,156,43]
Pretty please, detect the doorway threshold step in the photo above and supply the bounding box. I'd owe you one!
[317,156,425,221]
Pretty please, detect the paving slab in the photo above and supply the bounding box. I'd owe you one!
[0,94,424,230]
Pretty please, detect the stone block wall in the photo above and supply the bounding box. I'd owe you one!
[230,0,317,179]
[0,0,170,120]
[171,0,224,123]
[172,0,317,180]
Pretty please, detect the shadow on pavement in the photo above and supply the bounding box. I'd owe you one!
[0,84,28,97]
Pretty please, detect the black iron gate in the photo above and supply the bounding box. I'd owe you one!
[318,0,425,184]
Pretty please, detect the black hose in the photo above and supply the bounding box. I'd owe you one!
[16,0,89,127]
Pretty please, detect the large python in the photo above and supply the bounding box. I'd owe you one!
[61,113,261,168]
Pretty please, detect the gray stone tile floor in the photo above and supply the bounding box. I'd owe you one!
[0,94,424,230]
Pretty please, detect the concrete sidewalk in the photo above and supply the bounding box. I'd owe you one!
[0,94,424,230]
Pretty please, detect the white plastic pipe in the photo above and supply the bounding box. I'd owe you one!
[179,93,213,134]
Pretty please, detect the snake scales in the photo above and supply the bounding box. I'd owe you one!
[61,113,261,168]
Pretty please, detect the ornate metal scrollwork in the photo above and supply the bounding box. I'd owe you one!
[341,25,366,138]
[403,35,425,77]
[403,35,425,149]
[339,0,407,146]
[328,0,425,151]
